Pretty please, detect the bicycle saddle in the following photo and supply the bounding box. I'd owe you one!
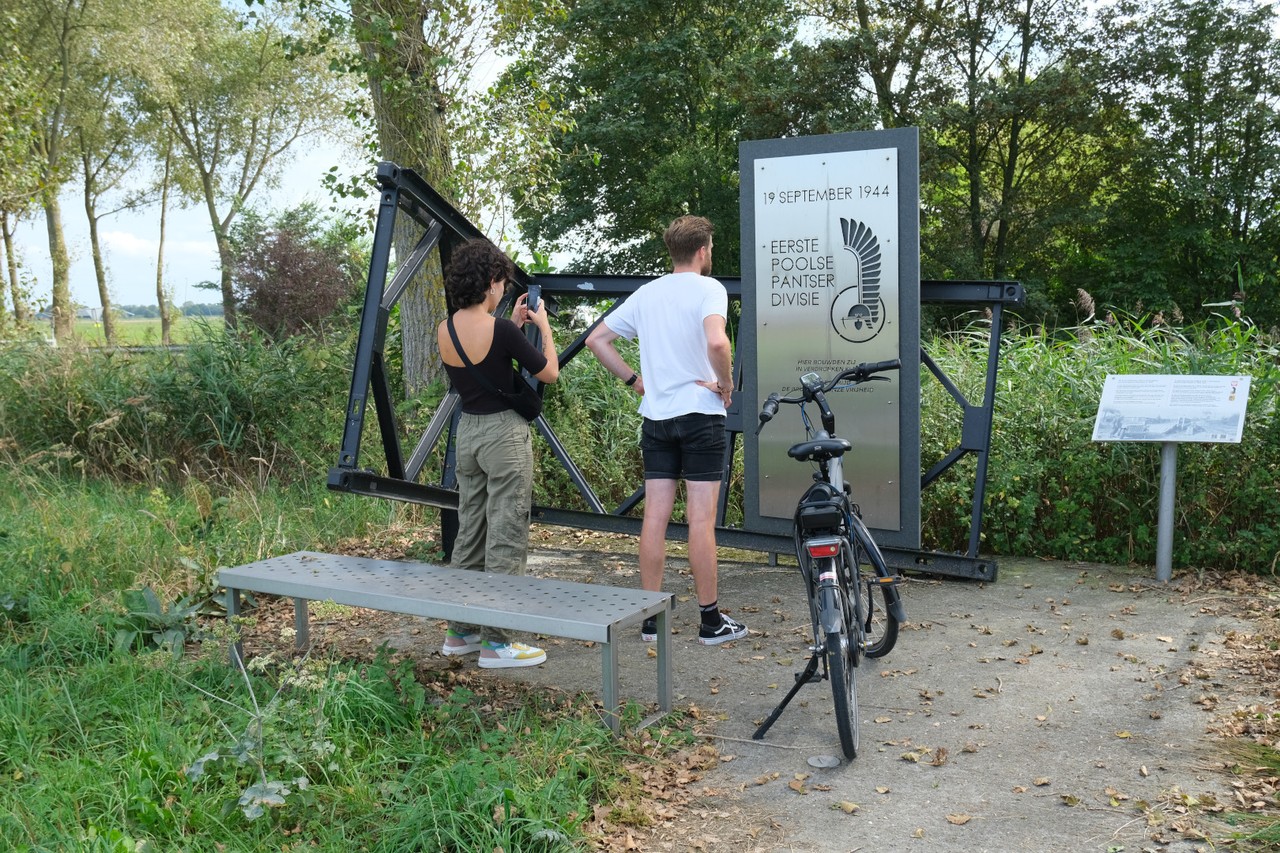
[787,437,852,461]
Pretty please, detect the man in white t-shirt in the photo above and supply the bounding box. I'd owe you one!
[586,215,749,645]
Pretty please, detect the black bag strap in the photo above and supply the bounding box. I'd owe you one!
[446,315,512,402]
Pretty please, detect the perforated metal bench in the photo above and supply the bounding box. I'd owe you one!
[218,551,673,731]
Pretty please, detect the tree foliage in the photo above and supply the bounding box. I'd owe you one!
[6,0,1280,340]
[492,0,1278,328]
[0,10,42,326]
[228,204,367,341]
[142,1,347,326]
[506,0,797,274]
[0,10,42,213]
[18,0,102,342]
[1089,0,1280,325]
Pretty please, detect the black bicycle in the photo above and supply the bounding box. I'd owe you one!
[752,360,907,759]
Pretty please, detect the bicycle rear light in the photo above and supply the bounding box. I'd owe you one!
[806,538,841,559]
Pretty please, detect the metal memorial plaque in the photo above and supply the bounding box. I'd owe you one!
[740,131,920,545]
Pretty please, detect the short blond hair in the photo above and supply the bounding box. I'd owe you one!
[663,215,714,265]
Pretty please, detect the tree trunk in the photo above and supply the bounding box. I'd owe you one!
[351,0,454,397]
[43,191,74,343]
[1,212,26,326]
[855,0,948,129]
[991,0,1034,281]
[194,166,237,328]
[215,228,236,328]
[83,172,116,344]
[156,139,173,346]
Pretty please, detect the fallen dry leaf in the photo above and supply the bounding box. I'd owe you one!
[836,801,859,814]
[946,813,972,825]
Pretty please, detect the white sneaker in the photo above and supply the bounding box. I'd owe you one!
[441,631,483,656]
[478,641,547,668]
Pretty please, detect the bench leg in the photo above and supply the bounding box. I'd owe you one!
[601,638,621,733]
[655,604,672,712]
[294,598,310,651]
[226,586,245,669]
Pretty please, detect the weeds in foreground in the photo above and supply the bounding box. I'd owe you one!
[0,468,698,851]
[1218,733,1280,846]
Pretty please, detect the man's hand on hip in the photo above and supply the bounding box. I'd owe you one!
[696,378,733,408]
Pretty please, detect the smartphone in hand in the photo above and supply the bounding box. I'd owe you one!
[526,284,541,313]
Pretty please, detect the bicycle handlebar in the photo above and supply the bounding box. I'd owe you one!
[755,359,901,434]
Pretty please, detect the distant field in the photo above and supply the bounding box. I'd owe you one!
[71,315,221,345]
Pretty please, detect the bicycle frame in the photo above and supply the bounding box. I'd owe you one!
[752,361,906,757]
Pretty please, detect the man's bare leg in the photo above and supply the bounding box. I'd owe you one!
[639,478,678,593]
[685,479,721,606]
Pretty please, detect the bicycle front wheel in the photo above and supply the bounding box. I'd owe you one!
[848,515,901,659]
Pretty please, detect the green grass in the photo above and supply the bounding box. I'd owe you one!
[0,467,692,852]
[72,316,215,346]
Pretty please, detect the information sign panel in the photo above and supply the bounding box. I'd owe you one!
[1092,375,1251,444]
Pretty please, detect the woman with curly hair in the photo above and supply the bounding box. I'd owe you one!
[436,239,559,668]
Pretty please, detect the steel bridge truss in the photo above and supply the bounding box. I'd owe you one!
[327,163,1025,581]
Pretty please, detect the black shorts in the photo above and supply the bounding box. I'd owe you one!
[640,413,726,482]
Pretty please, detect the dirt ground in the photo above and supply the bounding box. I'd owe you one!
[231,526,1280,852]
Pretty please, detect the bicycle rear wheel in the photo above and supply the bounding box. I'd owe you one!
[825,561,860,759]
[848,515,900,659]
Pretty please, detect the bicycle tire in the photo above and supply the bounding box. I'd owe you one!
[848,514,900,659]
[826,572,860,759]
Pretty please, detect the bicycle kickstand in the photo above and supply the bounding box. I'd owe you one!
[753,650,822,740]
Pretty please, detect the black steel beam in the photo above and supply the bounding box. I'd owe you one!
[532,274,1026,307]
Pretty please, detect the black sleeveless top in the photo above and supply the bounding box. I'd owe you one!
[444,318,548,414]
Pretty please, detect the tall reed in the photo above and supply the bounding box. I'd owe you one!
[921,311,1280,571]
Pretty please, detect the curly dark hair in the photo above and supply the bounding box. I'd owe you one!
[445,239,516,310]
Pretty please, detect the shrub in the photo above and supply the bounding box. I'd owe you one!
[228,205,367,341]
[0,324,354,483]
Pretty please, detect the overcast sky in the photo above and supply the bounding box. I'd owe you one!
[12,141,370,309]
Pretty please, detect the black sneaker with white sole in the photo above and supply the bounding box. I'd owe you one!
[641,617,658,642]
[698,614,748,645]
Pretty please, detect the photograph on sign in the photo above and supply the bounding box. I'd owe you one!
[1092,374,1251,443]
[754,147,901,528]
